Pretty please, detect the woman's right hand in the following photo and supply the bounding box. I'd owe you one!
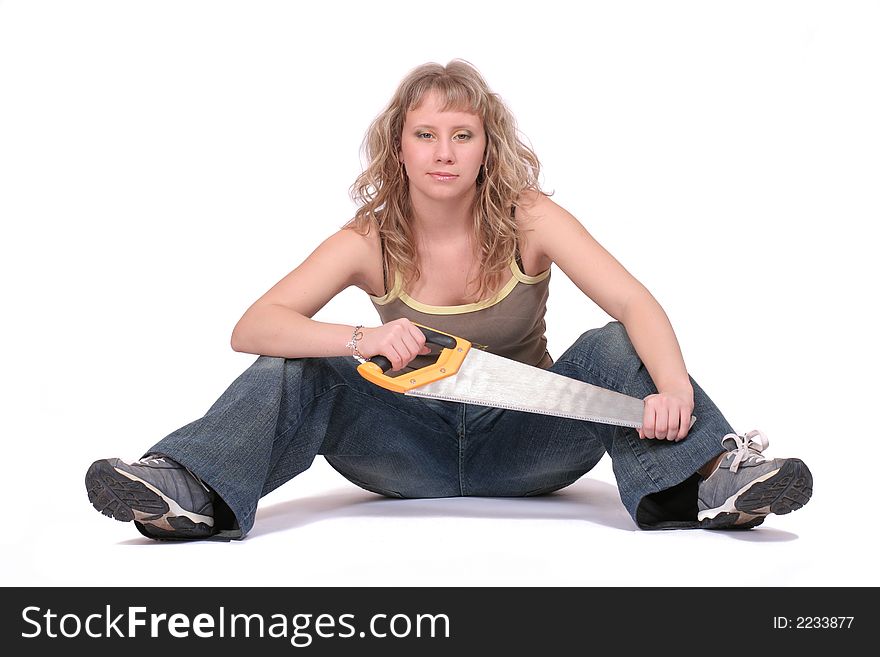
[359,318,432,371]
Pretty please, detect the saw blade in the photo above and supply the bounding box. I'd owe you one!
[405,348,651,429]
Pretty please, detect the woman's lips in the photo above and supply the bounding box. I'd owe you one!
[428,172,459,182]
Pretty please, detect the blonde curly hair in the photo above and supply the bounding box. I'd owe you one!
[346,59,546,301]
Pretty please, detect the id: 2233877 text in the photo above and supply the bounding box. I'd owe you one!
[773,617,854,629]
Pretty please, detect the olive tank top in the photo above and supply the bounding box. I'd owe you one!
[369,258,553,370]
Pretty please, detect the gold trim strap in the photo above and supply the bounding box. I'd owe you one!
[369,260,550,315]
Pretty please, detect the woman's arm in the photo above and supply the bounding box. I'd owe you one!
[230,228,430,369]
[522,192,694,439]
[230,228,373,358]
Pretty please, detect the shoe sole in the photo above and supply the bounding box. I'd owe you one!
[700,512,766,530]
[698,459,812,528]
[735,458,812,516]
[86,459,168,523]
[85,459,215,539]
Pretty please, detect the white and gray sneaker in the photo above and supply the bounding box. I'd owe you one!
[86,455,216,539]
[697,430,812,530]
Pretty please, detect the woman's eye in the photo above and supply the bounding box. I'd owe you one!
[416,132,471,140]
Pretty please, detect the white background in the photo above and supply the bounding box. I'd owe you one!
[1,0,878,587]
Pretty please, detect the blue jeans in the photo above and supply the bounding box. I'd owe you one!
[148,321,733,538]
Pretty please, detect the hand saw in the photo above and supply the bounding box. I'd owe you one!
[357,324,696,430]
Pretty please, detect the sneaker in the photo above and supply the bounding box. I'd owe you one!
[86,455,216,539]
[697,430,812,529]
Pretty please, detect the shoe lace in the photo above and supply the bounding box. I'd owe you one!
[136,454,213,494]
[723,429,769,473]
[137,455,167,465]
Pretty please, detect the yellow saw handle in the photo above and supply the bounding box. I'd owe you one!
[356,323,471,393]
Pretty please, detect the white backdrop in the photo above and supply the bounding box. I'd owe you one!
[1,0,878,586]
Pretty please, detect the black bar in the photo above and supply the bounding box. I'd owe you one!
[2,587,875,655]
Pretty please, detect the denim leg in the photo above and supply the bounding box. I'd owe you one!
[147,355,461,538]
[464,321,734,528]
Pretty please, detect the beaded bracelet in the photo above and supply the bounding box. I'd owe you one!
[345,325,366,364]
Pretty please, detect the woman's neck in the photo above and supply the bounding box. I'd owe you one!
[408,188,475,241]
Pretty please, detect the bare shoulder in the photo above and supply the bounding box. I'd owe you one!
[326,223,384,296]
[513,190,646,320]
[514,189,577,229]
[513,190,584,270]
[323,223,376,254]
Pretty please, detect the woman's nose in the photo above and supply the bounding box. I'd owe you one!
[434,143,454,163]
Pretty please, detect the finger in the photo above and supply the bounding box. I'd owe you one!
[664,407,682,441]
[399,333,422,362]
[408,324,427,349]
[405,326,430,357]
[388,344,406,371]
[655,412,669,440]
[642,408,655,439]
[663,412,679,441]
[677,408,690,441]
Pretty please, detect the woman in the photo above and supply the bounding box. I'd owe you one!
[85,59,812,540]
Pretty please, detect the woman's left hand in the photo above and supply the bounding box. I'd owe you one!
[638,389,695,441]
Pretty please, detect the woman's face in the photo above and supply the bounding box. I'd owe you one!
[399,90,487,203]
